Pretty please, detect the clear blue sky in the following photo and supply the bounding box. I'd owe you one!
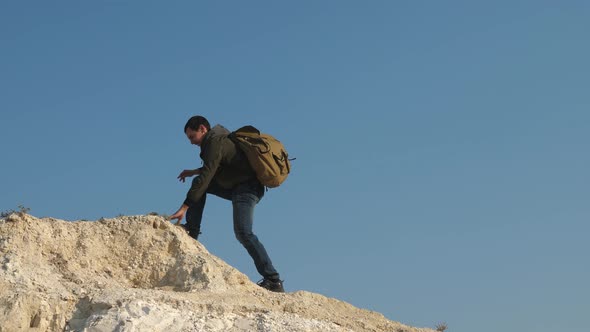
[1,1,588,331]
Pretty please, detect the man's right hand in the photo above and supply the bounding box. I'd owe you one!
[169,204,189,225]
[177,169,201,182]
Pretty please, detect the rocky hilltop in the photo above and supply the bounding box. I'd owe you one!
[0,214,435,332]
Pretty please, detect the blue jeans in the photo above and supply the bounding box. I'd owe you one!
[185,179,280,280]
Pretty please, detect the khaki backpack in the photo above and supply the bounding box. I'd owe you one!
[229,125,291,188]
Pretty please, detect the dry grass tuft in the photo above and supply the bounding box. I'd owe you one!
[435,322,448,332]
[0,205,30,218]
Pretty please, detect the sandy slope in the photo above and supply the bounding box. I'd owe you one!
[0,213,435,332]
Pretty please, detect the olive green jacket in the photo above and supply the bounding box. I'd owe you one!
[183,125,256,206]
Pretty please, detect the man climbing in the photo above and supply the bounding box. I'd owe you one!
[169,115,284,292]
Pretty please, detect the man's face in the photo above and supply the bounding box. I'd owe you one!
[185,126,207,146]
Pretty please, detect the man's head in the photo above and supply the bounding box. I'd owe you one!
[184,115,211,146]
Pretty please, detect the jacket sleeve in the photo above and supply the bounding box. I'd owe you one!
[183,140,223,206]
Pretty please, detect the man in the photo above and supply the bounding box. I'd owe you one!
[169,115,284,292]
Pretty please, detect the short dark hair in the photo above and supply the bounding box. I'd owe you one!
[184,115,211,133]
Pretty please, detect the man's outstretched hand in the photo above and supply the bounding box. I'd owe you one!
[172,169,198,224]
[177,169,201,183]
[169,204,189,225]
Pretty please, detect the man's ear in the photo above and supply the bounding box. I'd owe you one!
[199,124,207,133]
